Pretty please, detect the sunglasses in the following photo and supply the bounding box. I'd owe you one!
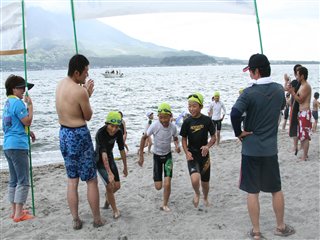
[109,119,121,125]
[158,108,171,114]
[188,94,202,104]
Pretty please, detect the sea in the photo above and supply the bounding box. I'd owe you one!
[1,64,319,169]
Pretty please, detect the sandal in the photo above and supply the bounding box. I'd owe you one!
[13,213,34,223]
[10,209,30,219]
[274,224,295,237]
[72,218,83,230]
[247,229,266,240]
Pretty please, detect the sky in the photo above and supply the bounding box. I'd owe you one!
[26,0,320,61]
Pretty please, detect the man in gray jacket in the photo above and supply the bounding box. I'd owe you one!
[231,53,295,239]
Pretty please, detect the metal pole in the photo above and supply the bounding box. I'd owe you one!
[254,0,263,54]
[70,0,79,54]
[21,0,36,216]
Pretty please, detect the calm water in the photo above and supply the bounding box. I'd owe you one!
[1,65,319,169]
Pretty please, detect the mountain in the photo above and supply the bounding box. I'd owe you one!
[1,7,219,70]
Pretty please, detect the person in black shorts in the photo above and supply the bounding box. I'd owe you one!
[282,92,291,130]
[284,64,302,155]
[118,111,129,152]
[138,102,181,212]
[232,54,295,238]
[95,111,128,219]
[180,93,216,208]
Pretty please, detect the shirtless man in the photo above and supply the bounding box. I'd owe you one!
[55,54,105,229]
[287,66,312,161]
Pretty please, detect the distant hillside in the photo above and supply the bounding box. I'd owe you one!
[1,7,221,70]
[2,7,317,71]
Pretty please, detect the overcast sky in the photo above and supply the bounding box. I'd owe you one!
[27,0,319,61]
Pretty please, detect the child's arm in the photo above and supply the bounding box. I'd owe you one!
[200,135,216,157]
[182,137,193,160]
[120,150,128,177]
[173,136,181,153]
[102,152,115,183]
[138,134,149,166]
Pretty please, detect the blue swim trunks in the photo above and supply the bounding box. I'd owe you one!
[59,125,97,181]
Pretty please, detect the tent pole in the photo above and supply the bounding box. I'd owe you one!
[254,0,263,54]
[70,0,79,54]
[21,0,36,216]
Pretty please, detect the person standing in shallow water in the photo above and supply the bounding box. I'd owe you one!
[208,91,226,146]
[231,53,295,239]
[55,54,105,230]
[287,66,312,161]
[2,75,35,223]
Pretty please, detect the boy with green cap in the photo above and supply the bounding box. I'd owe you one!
[95,111,128,219]
[180,93,216,208]
[138,102,181,212]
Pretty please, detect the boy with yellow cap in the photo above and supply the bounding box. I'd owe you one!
[138,102,181,212]
[208,91,226,146]
[95,111,128,219]
[180,93,216,208]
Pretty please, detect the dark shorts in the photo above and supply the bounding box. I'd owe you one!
[97,152,120,185]
[284,107,289,120]
[212,120,222,131]
[187,151,210,182]
[153,152,173,181]
[59,125,97,181]
[239,154,281,193]
[312,111,318,121]
[289,105,299,137]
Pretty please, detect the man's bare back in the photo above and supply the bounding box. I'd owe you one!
[56,76,93,127]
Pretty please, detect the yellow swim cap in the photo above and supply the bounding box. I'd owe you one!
[158,102,172,114]
[188,92,204,106]
[214,91,220,97]
[105,111,122,125]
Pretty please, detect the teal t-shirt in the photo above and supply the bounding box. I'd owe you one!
[233,82,285,156]
[2,96,29,150]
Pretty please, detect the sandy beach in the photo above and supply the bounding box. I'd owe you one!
[1,130,319,240]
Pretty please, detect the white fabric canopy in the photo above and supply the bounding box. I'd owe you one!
[0,2,24,55]
[74,0,255,19]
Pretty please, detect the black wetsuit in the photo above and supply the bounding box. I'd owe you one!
[180,114,215,181]
[95,126,124,184]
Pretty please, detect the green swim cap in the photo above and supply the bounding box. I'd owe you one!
[214,91,220,97]
[158,102,172,114]
[188,92,204,106]
[105,111,122,125]
[239,88,244,94]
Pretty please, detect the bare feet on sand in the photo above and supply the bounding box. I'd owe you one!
[193,193,200,208]
[160,205,171,212]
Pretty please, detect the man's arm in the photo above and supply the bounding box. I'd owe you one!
[78,86,93,121]
[290,84,310,105]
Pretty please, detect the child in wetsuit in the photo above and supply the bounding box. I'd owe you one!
[95,111,128,219]
[180,93,216,208]
[138,103,181,212]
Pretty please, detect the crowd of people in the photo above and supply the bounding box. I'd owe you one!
[2,53,318,239]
